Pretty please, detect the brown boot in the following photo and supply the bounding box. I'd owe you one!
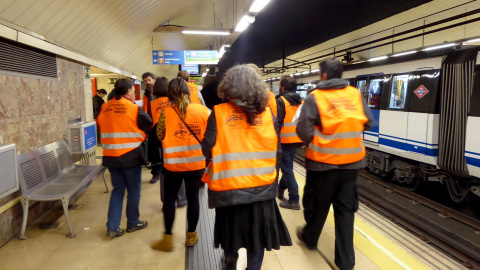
[186,231,198,247]
[152,233,173,251]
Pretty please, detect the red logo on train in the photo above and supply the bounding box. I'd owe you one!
[414,85,429,99]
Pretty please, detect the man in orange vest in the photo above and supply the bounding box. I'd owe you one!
[177,70,206,106]
[296,58,373,269]
[142,72,156,114]
[276,76,303,210]
[97,78,153,238]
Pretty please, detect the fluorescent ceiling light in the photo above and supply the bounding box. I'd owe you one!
[302,71,310,74]
[311,69,319,73]
[392,51,417,57]
[249,0,271,13]
[422,43,456,51]
[464,38,480,44]
[219,44,231,53]
[368,56,388,62]
[182,30,230,35]
[294,72,302,76]
[276,77,280,79]
[235,15,250,32]
[132,75,136,79]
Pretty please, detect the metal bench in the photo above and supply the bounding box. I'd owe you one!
[17,140,108,239]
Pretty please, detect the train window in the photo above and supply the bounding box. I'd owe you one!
[389,74,409,110]
[356,80,367,94]
[367,79,382,109]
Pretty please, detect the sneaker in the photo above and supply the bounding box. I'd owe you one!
[107,228,125,238]
[126,220,148,233]
[279,201,301,210]
[296,227,317,250]
[277,188,286,201]
[149,174,160,184]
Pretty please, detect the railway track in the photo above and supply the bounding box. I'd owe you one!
[295,150,480,269]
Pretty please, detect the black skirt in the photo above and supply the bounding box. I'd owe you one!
[214,199,292,252]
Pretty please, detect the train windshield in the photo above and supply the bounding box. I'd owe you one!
[389,74,409,110]
[368,79,382,109]
[356,80,367,94]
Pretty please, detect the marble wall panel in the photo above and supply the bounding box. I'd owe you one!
[1,76,21,119]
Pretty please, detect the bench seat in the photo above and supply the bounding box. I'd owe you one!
[17,140,108,239]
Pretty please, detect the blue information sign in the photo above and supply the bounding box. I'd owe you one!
[84,124,97,151]
[152,50,185,65]
[185,50,217,64]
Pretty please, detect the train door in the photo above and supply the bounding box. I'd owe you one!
[466,67,480,177]
[404,69,440,156]
[379,74,410,150]
[363,75,384,142]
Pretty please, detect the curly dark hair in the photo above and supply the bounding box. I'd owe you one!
[218,65,268,124]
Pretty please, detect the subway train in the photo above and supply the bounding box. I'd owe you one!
[302,47,480,203]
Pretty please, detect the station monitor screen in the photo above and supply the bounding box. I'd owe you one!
[180,64,199,75]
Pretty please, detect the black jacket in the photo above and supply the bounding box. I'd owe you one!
[92,95,105,119]
[201,107,282,208]
[296,78,374,171]
[276,90,304,149]
[107,89,116,101]
[102,97,153,168]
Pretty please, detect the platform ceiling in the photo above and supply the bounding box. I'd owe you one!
[0,0,431,76]
[219,0,432,71]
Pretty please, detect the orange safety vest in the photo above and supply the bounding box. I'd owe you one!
[162,104,209,172]
[280,96,302,144]
[150,97,171,127]
[266,91,277,117]
[187,83,202,104]
[202,103,278,191]
[306,86,368,165]
[97,97,146,157]
[142,94,149,113]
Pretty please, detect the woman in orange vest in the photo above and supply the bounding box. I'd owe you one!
[152,77,209,251]
[201,65,292,270]
[148,77,170,184]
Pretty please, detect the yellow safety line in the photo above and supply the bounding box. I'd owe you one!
[291,172,429,270]
[0,197,20,215]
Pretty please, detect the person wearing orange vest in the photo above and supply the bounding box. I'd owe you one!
[152,77,209,252]
[97,79,152,238]
[148,77,170,184]
[275,75,303,210]
[201,65,291,270]
[142,72,156,114]
[266,90,277,117]
[177,70,206,106]
[150,77,188,206]
[296,58,373,269]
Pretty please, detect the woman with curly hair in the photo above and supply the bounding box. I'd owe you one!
[201,65,292,270]
[152,77,209,251]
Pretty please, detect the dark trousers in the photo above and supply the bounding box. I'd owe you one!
[163,169,204,234]
[278,147,299,203]
[224,249,265,270]
[303,169,359,270]
[107,166,142,230]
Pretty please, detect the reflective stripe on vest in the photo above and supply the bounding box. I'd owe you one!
[150,97,170,127]
[279,96,302,144]
[97,97,146,157]
[305,87,368,165]
[202,103,278,191]
[162,104,209,172]
[187,83,201,104]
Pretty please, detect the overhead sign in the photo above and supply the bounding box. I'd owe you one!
[152,50,185,65]
[107,78,117,85]
[414,85,429,99]
[185,50,217,64]
[152,50,217,65]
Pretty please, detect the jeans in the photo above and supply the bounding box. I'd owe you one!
[107,166,142,230]
[224,249,265,270]
[302,169,359,270]
[278,147,299,203]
